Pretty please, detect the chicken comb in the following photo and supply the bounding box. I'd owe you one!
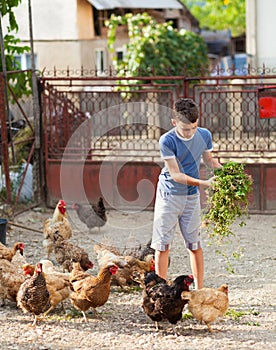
[58,200,66,207]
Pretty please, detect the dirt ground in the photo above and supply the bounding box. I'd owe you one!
[0,207,275,349]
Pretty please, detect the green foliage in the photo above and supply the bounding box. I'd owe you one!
[182,0,246,37]
[106,13,209,80]
[204,161,253,272]
[205,161,252,238]
[0,0,22,32]
[0,0,32,100]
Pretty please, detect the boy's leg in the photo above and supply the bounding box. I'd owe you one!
[189,247,204,289]
[178,193,203,288]
[155,249,170,280]
[151,189,179,280]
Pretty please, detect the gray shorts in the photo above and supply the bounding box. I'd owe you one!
[151,187,202,251]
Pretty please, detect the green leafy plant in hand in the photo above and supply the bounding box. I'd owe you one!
[204,161,253,272]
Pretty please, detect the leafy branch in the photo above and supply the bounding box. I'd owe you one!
[203,161,253,272]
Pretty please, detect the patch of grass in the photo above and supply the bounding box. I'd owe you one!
[246,321,260,326]
[112,286,142,293]
[182,312,193,320]
[226,308,248,320]
[226,308,261,325]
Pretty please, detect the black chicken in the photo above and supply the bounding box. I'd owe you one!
[141,271,194,331]
[73,197,107,233]
[17,262,51,326]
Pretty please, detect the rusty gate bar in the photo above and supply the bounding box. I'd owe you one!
[0,73,11,202]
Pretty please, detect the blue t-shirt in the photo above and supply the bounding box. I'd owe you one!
[158,127,213,195]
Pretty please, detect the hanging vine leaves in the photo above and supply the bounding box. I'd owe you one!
[204,161,253,272]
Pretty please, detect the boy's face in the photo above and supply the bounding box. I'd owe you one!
[171,119,198,140]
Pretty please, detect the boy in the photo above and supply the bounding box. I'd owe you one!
[151,98,222,289]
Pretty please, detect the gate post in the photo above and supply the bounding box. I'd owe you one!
[32,75,45,205]
[0,73,11,203]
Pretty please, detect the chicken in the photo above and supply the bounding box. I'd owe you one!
[111,255,155,288]
[69,261,118,322]
[93,244,155,288]
[181,284,229,333]
[17,262,51,326]
[43,199,72,258]
[52,231,94,272]
[94,242,121,256]
[138,239,155,261]
[94,244,129,269]
[0,251,29,306]
[22,260,71,316]
[141,271,194,331]
[73,197,106,233]
[0,241,24,261]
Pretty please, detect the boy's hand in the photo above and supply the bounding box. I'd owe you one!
[200,176,217,188]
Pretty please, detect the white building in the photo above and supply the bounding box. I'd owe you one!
[3,0,198,73]
[246,0,276,70]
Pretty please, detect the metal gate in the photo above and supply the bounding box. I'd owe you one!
[184,75,276,213]
[41,73,276,213]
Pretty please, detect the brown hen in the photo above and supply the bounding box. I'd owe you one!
[93,245,155,288]
[0,251,29,306]
[69,261,118,322]
[0,241,24,261]
[111,255,155,288]
[52,231,94,272]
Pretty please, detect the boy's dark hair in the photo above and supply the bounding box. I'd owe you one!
[174,98,199,123]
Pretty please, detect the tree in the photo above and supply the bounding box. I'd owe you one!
[0,0,32,100]
[182,0,246,37]
[106,13,209,80]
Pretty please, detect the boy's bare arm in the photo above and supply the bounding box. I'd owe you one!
[202,151,222,169]
[164,158,213,187]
